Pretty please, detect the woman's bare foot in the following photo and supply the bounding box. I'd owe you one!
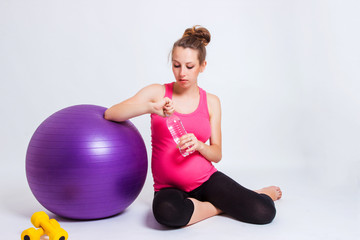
[255,186,282,201]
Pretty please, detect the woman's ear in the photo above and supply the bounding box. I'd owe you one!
[200,60,207,73]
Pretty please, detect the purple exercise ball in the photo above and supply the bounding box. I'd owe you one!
[26,105,148,220]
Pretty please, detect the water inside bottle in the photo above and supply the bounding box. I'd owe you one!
[168,125,194,157]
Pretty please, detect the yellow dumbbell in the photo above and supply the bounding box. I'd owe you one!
[21,227,44,240]
[31,211,68,240]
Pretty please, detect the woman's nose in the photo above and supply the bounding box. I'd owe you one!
[180,67,186,77]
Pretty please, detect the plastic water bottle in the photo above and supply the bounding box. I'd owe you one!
[166,114,194,157]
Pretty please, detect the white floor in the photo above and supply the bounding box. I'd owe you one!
[1,165,358,240]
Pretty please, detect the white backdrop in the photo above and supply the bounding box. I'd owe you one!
[1,0,359,199]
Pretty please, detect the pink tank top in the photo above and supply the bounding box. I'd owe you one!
[151,82,217,192]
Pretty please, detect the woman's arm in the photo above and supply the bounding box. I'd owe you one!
[179,93,222,163]
[104,84,174,122]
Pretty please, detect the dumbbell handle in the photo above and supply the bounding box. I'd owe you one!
[39,218,57,233]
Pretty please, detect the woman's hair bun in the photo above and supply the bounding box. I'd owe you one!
[172,25,211,64]
[182,25,211,46]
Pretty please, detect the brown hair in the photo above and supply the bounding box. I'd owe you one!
[172,25,211,64]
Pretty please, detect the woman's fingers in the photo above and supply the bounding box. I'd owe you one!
[179,134,198,151]
[163,97,175,116]
[164,105,174,115]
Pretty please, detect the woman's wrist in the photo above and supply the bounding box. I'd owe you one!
[148,102,156,114]
[149,101,162,115]
[197,141,206,152]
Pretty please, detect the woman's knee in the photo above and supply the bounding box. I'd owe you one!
[152,189,194,228]
[251,194,276,224]
[229,194,276,224]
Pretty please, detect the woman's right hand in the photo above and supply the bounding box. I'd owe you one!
[153,97,175,117]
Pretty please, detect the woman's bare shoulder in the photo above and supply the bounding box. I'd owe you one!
[136,83,166,101]
[143,83,165,93]
[206,92,221,117]
[206,92,221,106]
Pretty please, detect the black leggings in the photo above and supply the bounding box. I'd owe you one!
[152,171,276,228]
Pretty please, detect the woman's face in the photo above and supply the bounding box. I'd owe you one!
[172,46,206,88]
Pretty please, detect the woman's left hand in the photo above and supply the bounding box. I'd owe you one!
[179,133,204,153]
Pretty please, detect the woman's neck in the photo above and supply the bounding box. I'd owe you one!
[173,81,199,97]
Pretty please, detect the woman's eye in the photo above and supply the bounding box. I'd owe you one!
[173,65,194,69]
